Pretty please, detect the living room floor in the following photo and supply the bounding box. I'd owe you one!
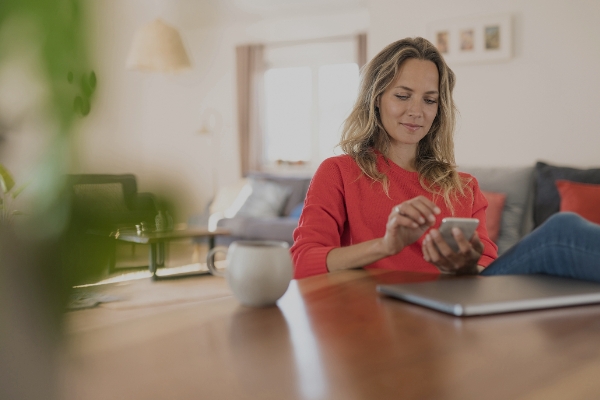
[65,240,230,333]
[78,239,230,284]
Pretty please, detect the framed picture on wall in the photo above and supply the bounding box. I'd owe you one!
[428,14,512,64]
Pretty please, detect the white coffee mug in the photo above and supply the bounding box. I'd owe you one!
[206,240,293,307]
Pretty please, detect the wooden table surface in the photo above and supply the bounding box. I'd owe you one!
[61,269,600,400]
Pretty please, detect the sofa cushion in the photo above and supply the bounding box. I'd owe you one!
[217,216,299,245]
[556,180,600,224]
[289,203,304,219]
[481,191,506,243]
[247,173,311,216]
[236,179,292,218]
[209,178,249,216]
[534,161,600,227]
[459,166,534,255]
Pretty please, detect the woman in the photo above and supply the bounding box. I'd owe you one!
[291,37,496,279]
[291,36,600,282]
[481,212,600,282]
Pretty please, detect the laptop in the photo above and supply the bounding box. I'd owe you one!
[376,274,600,316]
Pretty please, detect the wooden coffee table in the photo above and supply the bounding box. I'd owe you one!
[109,227,230,279]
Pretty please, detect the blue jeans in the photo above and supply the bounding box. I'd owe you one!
[481,212,600,283]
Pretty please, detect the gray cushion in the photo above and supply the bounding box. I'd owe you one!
[217,216,299,245]
[247,173,311,216]
[236,179,292,218]
[459,166,535,255]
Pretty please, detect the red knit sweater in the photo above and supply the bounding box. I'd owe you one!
[290,153,498,279]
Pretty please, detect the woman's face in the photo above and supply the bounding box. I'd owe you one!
[377,58,439,148]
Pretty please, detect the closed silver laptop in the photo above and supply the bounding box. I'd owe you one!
[377,274,600,316]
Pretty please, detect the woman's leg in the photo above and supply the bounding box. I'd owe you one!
[481,212,600,282]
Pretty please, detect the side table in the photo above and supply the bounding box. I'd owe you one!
[106,227,230,280]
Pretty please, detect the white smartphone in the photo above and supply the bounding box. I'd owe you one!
[437,217,479,253]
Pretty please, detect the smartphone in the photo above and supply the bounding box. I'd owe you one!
[437,217,479,253]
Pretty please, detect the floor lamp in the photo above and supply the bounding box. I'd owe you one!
[124,16,191,261]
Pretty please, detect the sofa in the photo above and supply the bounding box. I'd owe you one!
[190,173,311,247]
[459,165,535,254]
[191,161,600,255]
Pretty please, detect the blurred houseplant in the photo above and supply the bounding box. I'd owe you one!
[0,0,94,399]
[0,163,26,223]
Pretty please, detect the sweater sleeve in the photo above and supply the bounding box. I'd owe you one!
[290,158,348,279]
[469,178,499,268]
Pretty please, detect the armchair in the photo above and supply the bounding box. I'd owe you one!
[67,174,158,230]
[63,174,159,283]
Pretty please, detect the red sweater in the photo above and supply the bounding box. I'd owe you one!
[290,153,498,279]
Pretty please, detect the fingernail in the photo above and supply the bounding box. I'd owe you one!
[452,227,461,235]
[434,207,441,214]
[419,217,425,224]
[428,214,436,222]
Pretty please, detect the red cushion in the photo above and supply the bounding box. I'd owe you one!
[482,191,506,243]
[556,180,600,224]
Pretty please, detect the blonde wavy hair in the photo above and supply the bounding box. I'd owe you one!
[340,37,468,211]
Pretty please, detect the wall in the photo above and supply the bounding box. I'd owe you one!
[75,0,600,222]
[368,0,600,168]
[76,0,369,221]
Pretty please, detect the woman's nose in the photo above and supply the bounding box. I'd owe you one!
[407,100,423,117]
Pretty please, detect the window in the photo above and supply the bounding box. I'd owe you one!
[262,39,360,172]
[264,67,312,164]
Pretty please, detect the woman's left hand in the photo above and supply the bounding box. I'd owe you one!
[421,227,484,275]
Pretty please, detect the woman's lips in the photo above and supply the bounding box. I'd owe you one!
[401,123,422,132]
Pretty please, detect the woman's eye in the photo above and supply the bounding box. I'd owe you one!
[425,98,438,105]
[395,94,409,100]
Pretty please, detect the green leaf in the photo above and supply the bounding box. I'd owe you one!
[89,71,97,91]
[74,96,83,114]
[11,182,28,199]
[81,74,92,97]
[0,163,15,193]
[67,71,74,83]
[81,97,90,116]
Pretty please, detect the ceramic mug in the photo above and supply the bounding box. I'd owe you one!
[206,240,293,307]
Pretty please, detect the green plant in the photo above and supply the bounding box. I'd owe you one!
[69,70,97,116]
[0,0,92,232]
[0,2,94,397]
[0,163,26,223]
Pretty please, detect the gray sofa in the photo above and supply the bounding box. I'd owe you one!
[459,166,535,254]
[466,160,600,253]
[191,161,600,255]
[190,173,312,247]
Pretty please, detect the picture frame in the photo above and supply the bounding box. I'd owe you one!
[428,14,512,64]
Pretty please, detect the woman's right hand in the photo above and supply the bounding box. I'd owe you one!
[381,196,441,256]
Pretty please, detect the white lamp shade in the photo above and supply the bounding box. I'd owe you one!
[126,18,191,72]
